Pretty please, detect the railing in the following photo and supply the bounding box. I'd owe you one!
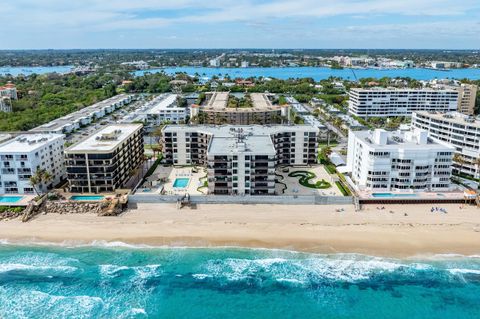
[129,194,354,206]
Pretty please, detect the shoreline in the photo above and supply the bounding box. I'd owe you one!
[1,203,480,258]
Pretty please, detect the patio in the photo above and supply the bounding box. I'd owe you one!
[137,165,208,196]
[275,165,343,196]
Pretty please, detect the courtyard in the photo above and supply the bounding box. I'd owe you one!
[138,165,208,196]
[136,164,344,196]
[275,165,343,196]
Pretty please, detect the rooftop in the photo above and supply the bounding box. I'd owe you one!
[30,94,131,132]
[66,124,142,153]
[148,94,183,113]
[303,115,326,129]
[352,129,454,150]
[209,132,276,155]
[414,111,480,128]
[203,92,283,112]
[163,124,318,136]
[0,134,64,153]
[0,134,12,144]
[350,87,458,93]
[205,92,229,110]
[165,124,316,156]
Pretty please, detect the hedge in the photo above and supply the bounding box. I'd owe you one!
[288,171,331,189]
[335,181,351,196]
[143,155,163,181]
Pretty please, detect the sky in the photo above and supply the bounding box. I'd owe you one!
[1,0,479,49]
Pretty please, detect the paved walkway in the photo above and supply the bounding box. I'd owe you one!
[276,165,342,196]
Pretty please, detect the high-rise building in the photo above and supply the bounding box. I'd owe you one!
[412,111,480,178]
[162,125,319,195]
[456,84,478,115]
[348,88,459,118]
[0,134,65,194]
[347,128,454,192]
[65,124,144,193]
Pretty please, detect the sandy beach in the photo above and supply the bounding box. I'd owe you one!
[1,203,480,257]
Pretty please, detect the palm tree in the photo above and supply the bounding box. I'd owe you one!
[453,153,466,175]
[29,169,53,197]
[320,146,333,164]
[332,118,343,128]
[474,157,480,177]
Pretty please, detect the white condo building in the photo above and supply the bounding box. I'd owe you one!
[412,111,480,179]
[144,94,187,125]
[348,88,459,118]
[0,134,65,194]
[30,94,133,134]
[162,125,319,195]
[347,129,454,192]
[121,94,187,129]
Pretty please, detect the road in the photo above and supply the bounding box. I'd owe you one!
[65,97,147,145]
[287,96,347,142]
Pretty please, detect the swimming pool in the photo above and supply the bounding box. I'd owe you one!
[0,196,24,203]
[173,178,190,189]
[70,195,105,201]
[372,193,418,198]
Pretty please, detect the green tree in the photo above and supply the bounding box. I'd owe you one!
[29,169,53,197]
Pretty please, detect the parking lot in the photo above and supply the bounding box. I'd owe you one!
[65,98,147,145]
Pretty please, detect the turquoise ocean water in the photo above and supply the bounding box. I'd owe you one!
[0,243,480,318]
[1,65,479,80]
[135,66,480,81]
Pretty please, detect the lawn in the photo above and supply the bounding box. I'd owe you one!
[288,171,331,189]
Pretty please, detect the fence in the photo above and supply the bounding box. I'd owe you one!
[128,194,354,206]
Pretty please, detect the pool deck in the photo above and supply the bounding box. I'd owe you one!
[138,166,206,195]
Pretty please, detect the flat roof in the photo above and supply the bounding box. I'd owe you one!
[0,134,12,144]
[148,94,183,113]
[352,129,454,150]
[209,134,276,155]
[203,92,282,112]
[337,114,364,127]
[206,92,229,110]
[66,124,142,153]
[0,134,64,153]
[165,124,316,156]
[303,115,326,128]
[414,111,480,128]
[350,87,458,93]
[163,124,319,136]
[30,94,132,132]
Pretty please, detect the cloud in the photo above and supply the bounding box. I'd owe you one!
[0,0,479,48]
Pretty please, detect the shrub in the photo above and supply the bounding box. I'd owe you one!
[288,171,331,189]
[335,181,351,196]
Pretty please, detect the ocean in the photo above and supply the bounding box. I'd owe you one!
[0,243,479,318]
[135,66,480,81]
